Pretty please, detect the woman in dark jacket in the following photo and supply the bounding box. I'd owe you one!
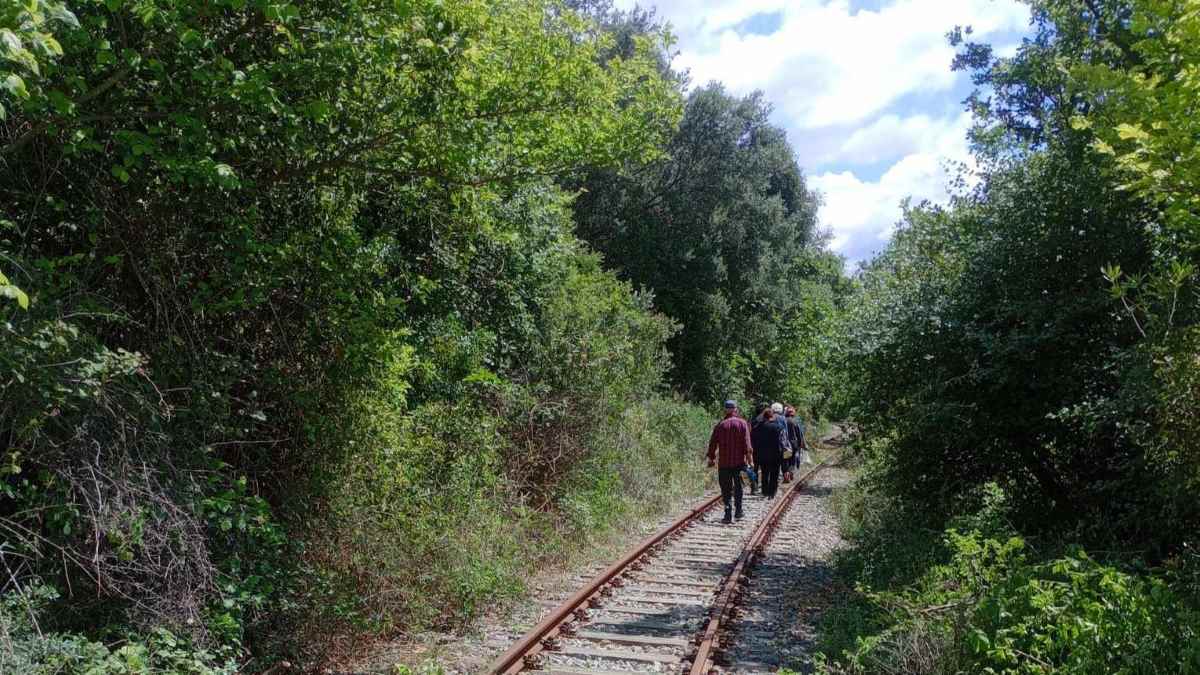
[750,406,789,498]
[744,403,769,494]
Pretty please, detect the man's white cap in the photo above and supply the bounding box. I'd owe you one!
[771,402,784,414]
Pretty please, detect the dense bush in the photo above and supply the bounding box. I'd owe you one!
[820,1,1200,671]
[0,583,236,675]
[0,0,735,669]
[837,142,1155,539]
[822,483,1200,674]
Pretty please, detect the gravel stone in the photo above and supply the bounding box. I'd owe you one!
[719,464,851,674]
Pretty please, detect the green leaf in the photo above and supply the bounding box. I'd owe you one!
[0,284,29,309]
[213,163,239,188]
[1115,123,1150,141]
[2,74,28,99]
[0,30,20,55]
[303,100,332,120]
[37,35,63,57]
[1,36,40,75]
[48,3,81,29]
[46,89,73,114]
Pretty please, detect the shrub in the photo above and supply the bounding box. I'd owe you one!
[0,582,236,674]
[822,520,1200,674]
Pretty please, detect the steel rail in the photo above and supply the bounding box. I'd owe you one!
[687,462,826,675]
[486,491,722,675]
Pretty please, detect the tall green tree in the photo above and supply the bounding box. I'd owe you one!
[571,83,827,401]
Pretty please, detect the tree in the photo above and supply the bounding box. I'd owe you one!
[0,0,684,662]
[571,83,826,400]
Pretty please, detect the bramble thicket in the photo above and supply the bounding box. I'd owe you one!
[0,0,840,671]
[2,0,1199,673]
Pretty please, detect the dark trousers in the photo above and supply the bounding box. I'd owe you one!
[760,460,781,497]
[717,467,743,514]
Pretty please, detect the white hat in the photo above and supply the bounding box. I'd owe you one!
[771,402,784,414]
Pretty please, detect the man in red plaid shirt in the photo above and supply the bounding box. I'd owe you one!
[707,400,753,524]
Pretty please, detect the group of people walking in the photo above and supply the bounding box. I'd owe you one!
[705,400,809,524]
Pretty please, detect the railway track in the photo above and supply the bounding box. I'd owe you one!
[487,462,827,675]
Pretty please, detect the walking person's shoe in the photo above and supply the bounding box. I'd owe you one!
[735,509,744,520]
[722,509,733,525]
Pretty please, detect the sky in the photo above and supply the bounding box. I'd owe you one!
[613,0,1033,265]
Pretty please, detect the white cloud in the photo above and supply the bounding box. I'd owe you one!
[822,110,973,166]
[812,141,975,263]
[613,0,1030,264]
[807,110,975,262]
[670,0,1028,129]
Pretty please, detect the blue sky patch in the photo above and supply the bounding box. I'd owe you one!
[846,0,888,14]
[732,11,784,37]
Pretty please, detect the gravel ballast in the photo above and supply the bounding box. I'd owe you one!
[719,464,852,674]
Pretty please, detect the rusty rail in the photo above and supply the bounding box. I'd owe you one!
[486,491,722,675]
[688,462,824,674]
[487,461,827,675]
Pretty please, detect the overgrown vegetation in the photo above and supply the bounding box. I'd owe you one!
[571,81,850,403]
[19,0,1194,671]
[0,0,843,671]
[818,1,1200,672]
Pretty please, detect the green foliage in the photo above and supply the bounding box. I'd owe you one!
[571,81,844,402]
[823,2,1200,671]
[823,529,1200,675]
[0,582,236,674]
[1068,0,1200,244]
[822,476,1200,674]
[0,0,701,668]
[0,267,28,308]
[0,0,78,121]
[837,144,1154,536]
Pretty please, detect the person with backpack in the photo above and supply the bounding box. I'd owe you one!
[784,406,805,482]
[770,402,795,480]
[706,400,754,523]
[751,404,790,499]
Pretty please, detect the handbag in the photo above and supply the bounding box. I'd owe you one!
[782,449,794,460]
